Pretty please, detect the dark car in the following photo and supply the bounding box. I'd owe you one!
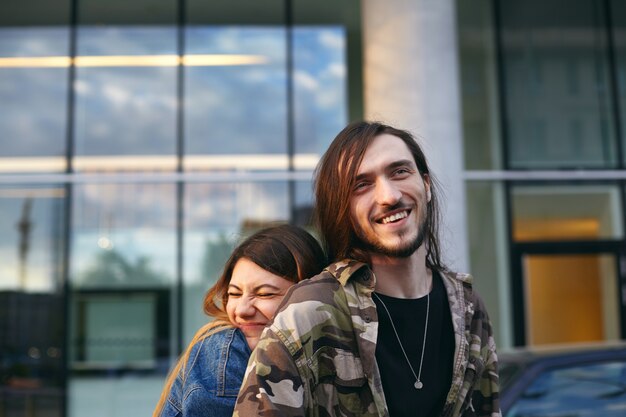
[499,342,626,417]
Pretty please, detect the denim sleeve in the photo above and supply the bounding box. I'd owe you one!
[180,328,251,417]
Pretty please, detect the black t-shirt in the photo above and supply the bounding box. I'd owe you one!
[373,272,455,417]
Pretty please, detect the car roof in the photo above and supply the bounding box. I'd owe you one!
[500,340,626,365]
[499,341,626,412]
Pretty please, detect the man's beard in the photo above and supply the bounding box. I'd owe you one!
[355,209,429,258]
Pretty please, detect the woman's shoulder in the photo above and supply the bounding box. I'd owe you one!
[187,327,250,370]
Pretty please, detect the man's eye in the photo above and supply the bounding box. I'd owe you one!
[354,181,369,191]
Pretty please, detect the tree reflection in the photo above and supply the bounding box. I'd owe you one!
[78,249,168,287]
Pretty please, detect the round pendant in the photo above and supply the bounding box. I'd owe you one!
[414,380,423,389]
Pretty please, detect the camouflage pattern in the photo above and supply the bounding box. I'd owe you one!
[234,259,501,417]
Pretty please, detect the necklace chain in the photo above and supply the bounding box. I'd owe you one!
[373,291,430,390]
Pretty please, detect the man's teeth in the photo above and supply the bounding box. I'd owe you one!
[381,211,408,224]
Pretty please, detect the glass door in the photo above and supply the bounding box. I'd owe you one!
[522,253,620,345]
[512,244,626,346]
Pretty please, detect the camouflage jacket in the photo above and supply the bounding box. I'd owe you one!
[234,259,501,417]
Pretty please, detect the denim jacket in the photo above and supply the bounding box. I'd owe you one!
[161,327,251,417]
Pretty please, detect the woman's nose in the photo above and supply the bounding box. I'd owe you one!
[235,296,256,317]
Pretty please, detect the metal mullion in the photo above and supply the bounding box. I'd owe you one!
[285,0,296,224]
[491,0,510,171]
[175,0,186,357]
[603,0,624,169]
[61,0,79,414]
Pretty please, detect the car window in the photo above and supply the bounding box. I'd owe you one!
[506,361,626,417]
[499,362,524,391]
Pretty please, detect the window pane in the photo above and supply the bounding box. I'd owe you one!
[466,181,511,348]
[68,183,176,417]
[70,183,176,289]
[292,0,356,169]
[292,26,347,169]
[611,0,626,165]
[499,0,617,168]
[73,26,178,172]
[0,185,66,417]
[184,0,286,172]
[0,25,69,173]
[458,0,502,170]
[183,26,287,169]
[511,184,623,241]
[523,253,620,346]
[182,181,289,344]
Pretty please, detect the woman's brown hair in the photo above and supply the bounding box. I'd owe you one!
[314,121,444,269]
[153,224,326,416]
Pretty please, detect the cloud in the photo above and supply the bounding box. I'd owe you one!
[318,30,344,50]
[294,70,318,91]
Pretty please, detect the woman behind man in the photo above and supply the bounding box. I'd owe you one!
[153,224,326,417]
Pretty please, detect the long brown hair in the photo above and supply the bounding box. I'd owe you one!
[314,121,444,269]
[153,224,326,416]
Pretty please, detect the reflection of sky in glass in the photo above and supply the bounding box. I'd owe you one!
[184,25,347,158]
[293,27,347,156]
[0,187,65,292]
[77,26,177,55]
[185,26,288,155]
[183,181,288,285]
[74,26,177,158]
[0,24,347,167]
[0,28,68,159]
[70,183,176,288]
[0,27,69,57]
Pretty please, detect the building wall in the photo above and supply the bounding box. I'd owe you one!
[0,1,360,416]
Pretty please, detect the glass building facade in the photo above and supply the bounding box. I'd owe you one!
[0,1,360,416]
[459,0,626,349]
[3,0,626,416]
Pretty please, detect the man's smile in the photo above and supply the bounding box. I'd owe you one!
[375,207,412,225]
[379,209,410,224]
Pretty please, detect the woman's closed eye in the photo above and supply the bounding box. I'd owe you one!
[256,292,281,299]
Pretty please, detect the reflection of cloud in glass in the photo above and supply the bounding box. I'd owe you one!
[73,27,177,158]
[70,183,177,288]
[74,66,177,156]
[183,182,289,285]
[0,27,69,57]
[293,27,347,157]
[77,26,177,56]
[185,26,287,155]
[0,28,69,159]
[0,24,348,168]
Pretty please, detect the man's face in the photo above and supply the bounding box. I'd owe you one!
[349,134,431,258]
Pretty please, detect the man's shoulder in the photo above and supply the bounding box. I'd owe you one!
[265,260,368,351]
[439,267,473,285]
[282,259,369,305]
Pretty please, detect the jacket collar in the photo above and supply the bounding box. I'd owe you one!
[324,259,374,288]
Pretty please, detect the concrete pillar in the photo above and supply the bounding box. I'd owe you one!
[362,0,468,272]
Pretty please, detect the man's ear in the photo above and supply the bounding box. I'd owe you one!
[423,174,431,202]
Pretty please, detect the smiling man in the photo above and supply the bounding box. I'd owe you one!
[234,121,501,417]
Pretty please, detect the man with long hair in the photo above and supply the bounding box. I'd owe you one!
[234,121,500,417]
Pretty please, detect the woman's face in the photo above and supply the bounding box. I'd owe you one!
[226,257,295,350]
